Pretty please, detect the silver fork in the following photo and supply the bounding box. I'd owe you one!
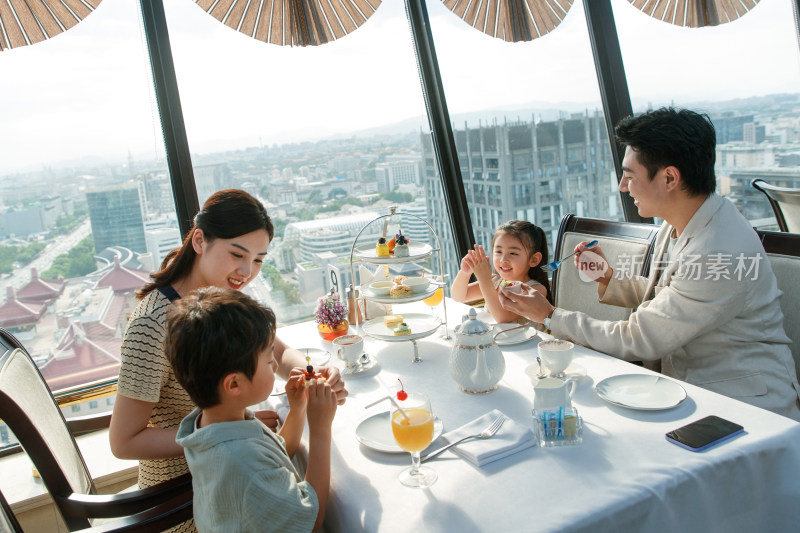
[421,415,506,463]
[541,240,598,272]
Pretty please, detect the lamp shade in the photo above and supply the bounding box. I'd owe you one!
[628,0,760,28]
[0,0,102,51]
[195,0,381,47]
[442,0,574,43]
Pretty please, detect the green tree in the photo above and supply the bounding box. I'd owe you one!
[261,262,301,305]
[42,236,96,279]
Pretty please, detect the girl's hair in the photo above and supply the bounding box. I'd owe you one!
[491,220,553,304]
[137,189,274,299]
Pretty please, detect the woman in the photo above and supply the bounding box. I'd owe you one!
[109,190,346,530]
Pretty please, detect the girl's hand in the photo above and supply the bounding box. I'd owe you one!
[460,252,475,274]
[285,372,308,412]
[471,245,492,281]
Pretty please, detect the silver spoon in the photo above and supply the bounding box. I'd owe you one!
[535,356,547,379]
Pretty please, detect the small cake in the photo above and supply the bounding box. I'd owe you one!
[390,284,412,298]
[376,237,390,258]
[384,314,404,328]
[394,232,410,257]
[392,275,408,285]
[499,280,519,288]
[393,322,412,336]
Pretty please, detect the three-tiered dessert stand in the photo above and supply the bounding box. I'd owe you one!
[348,207,450,363]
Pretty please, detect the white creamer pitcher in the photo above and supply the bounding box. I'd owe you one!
[533,377,575,410]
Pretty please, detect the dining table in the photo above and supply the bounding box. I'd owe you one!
[271,298,800,533]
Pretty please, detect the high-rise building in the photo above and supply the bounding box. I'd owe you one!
[375,159,421,191]
[86,184,147,254]
[423,111,621,284]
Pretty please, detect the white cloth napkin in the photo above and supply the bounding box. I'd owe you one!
[441,409,536,467]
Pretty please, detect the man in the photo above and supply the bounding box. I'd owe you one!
[500,107,800,420]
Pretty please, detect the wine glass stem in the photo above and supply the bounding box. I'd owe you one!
[410,451,421,476]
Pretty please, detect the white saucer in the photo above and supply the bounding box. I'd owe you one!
[595,374,687,410]
[356,411,444,453]
[342,353,379,376]
[495,328,538,346]
[525,362,587,384]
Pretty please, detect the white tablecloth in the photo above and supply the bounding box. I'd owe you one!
[274,300,800,533]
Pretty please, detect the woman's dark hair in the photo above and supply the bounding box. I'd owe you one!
[165,287,276,409]
[615,107,716,197]
[491,220,553,304]
[137,189,273,299]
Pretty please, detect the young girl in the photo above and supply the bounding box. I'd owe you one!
[451,220,553,324]
[109,189,346,532]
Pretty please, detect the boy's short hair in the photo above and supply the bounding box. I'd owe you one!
[165,287,276,409]
[615,107,716,197]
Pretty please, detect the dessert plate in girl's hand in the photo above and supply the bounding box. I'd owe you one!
[595,374,687,410]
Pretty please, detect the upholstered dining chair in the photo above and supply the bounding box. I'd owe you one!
[751,179,800,233]
[758,230,800,383]
[0,328,193,532]
[551,214,660,322]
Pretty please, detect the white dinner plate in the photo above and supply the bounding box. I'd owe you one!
[356,411,444,453]
[361,313,442,342]
[361,284,438,304]
[494,326,538,346]
[295,347,331,367]
[353,242,433,264]
[595,374,687,410]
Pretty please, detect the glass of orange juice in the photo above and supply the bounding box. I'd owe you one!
[391,391,437,487]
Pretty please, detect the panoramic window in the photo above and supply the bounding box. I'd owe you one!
[165,1,449,323]
[0,0,173,444]
[613,0,800,229]
[428,1,622,283]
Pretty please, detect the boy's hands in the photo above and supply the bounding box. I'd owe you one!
[306,380,337,433]
[285,372,308,412]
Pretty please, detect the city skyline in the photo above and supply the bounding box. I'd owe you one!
[0,0,798,175]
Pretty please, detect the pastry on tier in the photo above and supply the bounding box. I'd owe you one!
[376,237,390,258]
[384,314,404,328]
[393,322,412,336]
[392,275,408,285]
[390,285,412,298]
[394,232,410,257]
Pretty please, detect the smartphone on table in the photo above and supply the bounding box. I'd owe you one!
[665,415,744,452]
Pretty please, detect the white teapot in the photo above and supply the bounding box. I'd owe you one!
[449,308,506,393]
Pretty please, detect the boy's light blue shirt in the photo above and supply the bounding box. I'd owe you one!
[176,408,318,533]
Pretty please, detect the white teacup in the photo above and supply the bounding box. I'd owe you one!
[538,340,574,378]
[333,334,364,372]
[533,377,575,410]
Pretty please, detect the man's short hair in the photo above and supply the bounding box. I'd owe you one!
[615,107,716,196]
[165,287,276,409]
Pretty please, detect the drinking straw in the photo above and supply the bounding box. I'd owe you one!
[364,395,410,422]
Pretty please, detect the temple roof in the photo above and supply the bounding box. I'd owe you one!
[96,256,150,293]
[16,267,65,303]
[0,286,46,327]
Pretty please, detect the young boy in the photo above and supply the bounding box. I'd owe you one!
[166,287,337,532]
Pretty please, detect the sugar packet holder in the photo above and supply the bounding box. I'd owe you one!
[531,406,583,447]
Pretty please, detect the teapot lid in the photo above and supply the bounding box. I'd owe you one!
[458,308,490,335]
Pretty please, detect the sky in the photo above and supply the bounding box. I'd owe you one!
[0,0,798,175]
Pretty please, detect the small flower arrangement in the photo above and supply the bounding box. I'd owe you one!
[314,290,348,329]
